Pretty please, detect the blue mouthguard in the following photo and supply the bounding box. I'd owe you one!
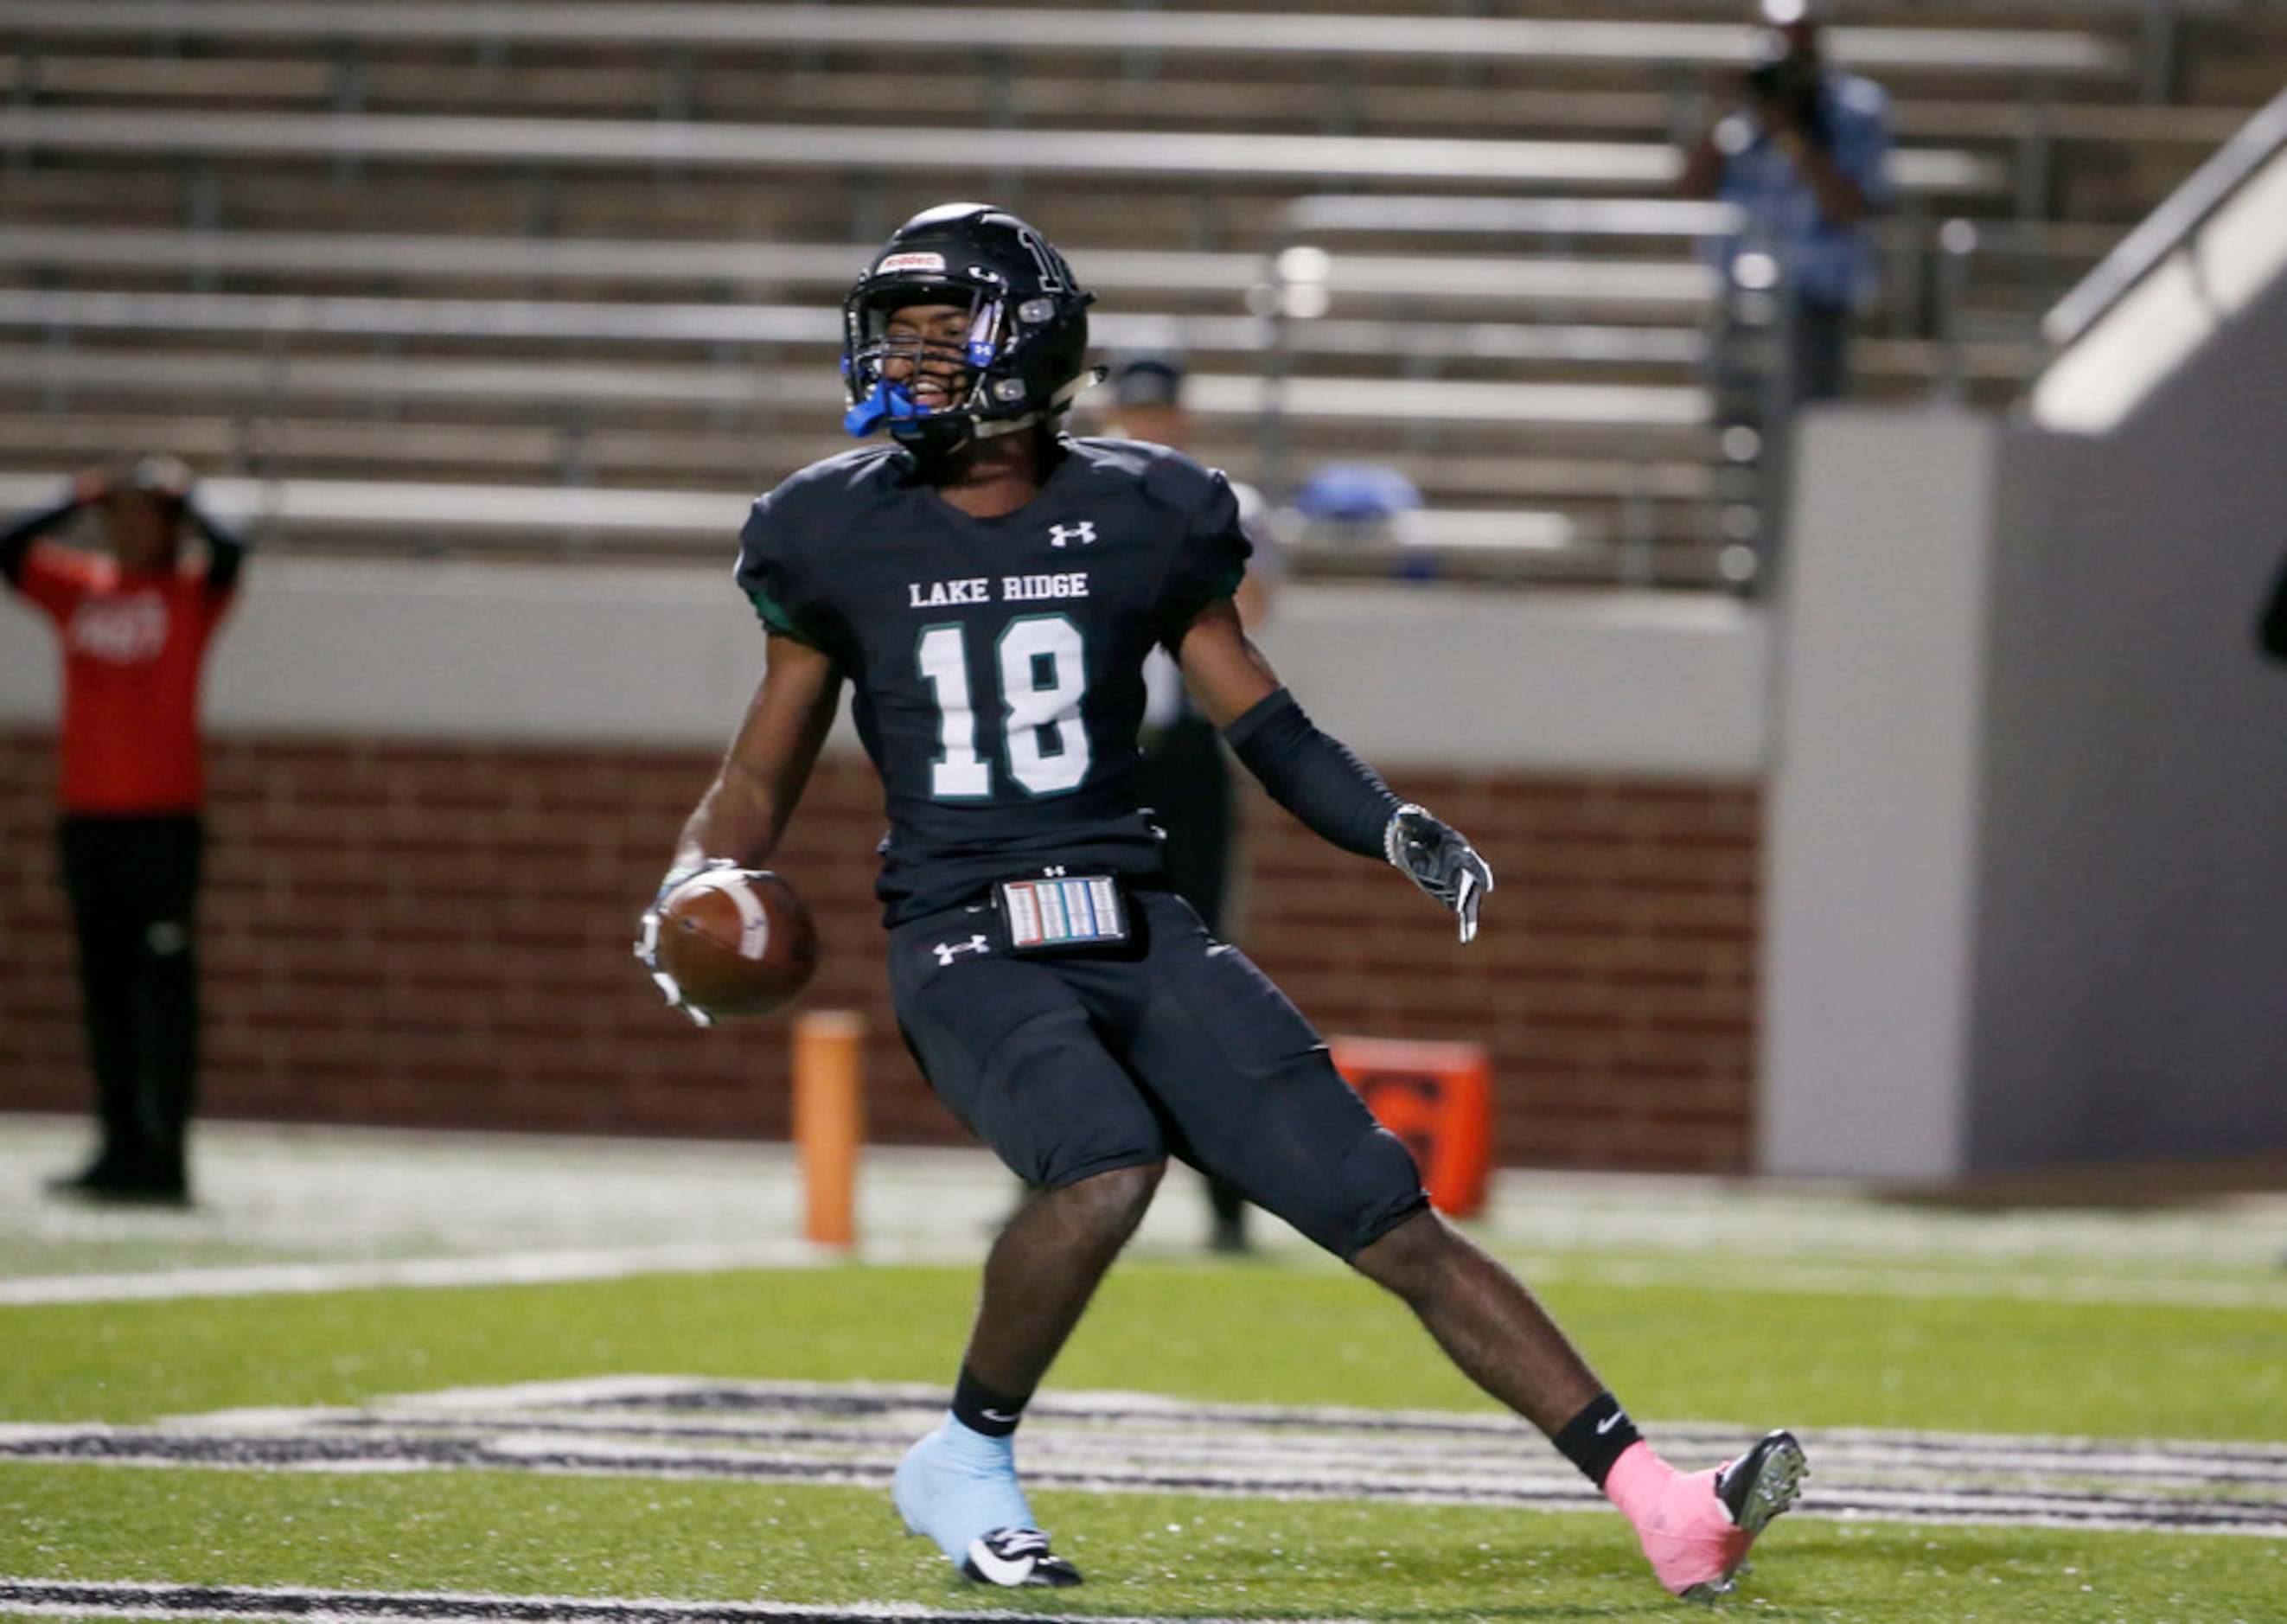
[843,381,929,438]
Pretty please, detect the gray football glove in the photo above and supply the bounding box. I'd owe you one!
[633,857,737,1027]
[1384,803,1493,943]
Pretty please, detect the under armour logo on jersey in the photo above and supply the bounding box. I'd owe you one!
[932,934,990,967]
[1047,521,1097,549]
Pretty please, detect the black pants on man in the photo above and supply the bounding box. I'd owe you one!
[1135,713,1253,1250]
[56,814,204,1198]
[1711,292,1854,597]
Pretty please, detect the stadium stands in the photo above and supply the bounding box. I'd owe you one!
[0,0,2279,588]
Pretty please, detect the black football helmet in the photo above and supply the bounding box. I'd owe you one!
[840,202,1098,451]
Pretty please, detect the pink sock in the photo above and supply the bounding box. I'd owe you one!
[1600,1438,1671,1522]
[1600,1439,1752,1598]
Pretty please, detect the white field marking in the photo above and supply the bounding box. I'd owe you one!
[0,1577,1251,1624]
[0,1241,843,1306]
[7,1240,2287,1312]
[10,1117,2285,1295]
[1510,1252,2287,1311]
[7,1379,2284,1538]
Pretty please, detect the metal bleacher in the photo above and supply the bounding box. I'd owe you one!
[0,0,2277,589]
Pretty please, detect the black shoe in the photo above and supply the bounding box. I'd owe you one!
[1714,1429,1808,1537]
[47,1153,190,1206]
[960,1527,1083,1589]
[1661,1432,1807,1606]
[1208,1212,1251,1254]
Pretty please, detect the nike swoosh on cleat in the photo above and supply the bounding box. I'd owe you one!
[965,1540,1038,1587]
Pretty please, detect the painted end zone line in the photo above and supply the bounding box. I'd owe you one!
[5,1246,2282,1311]
[7,1378,2283,1538]
[0,1243,839,1307]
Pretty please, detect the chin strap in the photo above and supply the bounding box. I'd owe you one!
[1060,365,1108,412]
[966,411,1043,443]
[959,368,1105,443]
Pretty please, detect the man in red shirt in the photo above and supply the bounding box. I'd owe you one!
[3,457,247,1204]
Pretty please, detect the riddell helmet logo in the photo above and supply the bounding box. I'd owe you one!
[878,252,946,274]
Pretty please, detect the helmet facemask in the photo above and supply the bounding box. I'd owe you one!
[842,280,1014,444]
[840,205,1100,454]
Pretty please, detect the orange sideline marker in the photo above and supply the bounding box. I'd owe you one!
[1331,1035,1494,1218]
[792,1009,866,1248]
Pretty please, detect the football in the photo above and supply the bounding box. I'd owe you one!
[654,867,819,1020]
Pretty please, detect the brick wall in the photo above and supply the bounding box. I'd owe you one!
[0,727,1760,1173]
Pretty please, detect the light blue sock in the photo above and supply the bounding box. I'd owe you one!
[892,1410,1038,1563]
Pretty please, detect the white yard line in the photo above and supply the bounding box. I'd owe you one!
[5,1242,2284,1310]
[1509,1252,2287,1310]
[0,1242,837,1306]
[6,1117,2286,1307]
[6,1379,2283,1538]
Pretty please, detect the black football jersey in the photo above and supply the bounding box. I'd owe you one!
[736,436,1250,924]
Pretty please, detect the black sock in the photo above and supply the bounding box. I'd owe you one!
[1552,1391,1642,1489]
[951,1365,1030,1439]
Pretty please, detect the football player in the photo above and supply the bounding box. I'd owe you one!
[640,203,1804,1600]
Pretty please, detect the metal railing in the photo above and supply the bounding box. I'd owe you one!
[1922,217,2104,403]
[0,2,2137,80]
[2044,82,2287,348]
[1255,194,1789,591]
[1910,85,2287,425]
[8,87,2282,585]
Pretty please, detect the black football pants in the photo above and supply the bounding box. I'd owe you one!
[889,887,1428,1259]
[58,814,205,1173]
[1134,713,1249,1232]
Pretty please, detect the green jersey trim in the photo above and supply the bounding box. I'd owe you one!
[744,582,819,645]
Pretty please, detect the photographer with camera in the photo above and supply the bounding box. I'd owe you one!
[1679,0,1894,406]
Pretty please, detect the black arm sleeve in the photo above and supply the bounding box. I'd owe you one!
[186,497,251,592]
[1,496,78,588]
[1223,687,1403,861]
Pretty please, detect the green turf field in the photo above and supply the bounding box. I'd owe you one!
[3,1118,2284,1624]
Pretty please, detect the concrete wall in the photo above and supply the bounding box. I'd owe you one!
[2,570,1773,1170]
[1970,278,2287,1167]
[0,558,1770,772]
[1759,409,2000,1180]
[20,286,2284,1180]
[1763,271,2287,1179]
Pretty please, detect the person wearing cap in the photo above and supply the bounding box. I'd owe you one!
[1100,350,1275,1253]
[1678,0,1894,406]
[2,457,249,1204]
